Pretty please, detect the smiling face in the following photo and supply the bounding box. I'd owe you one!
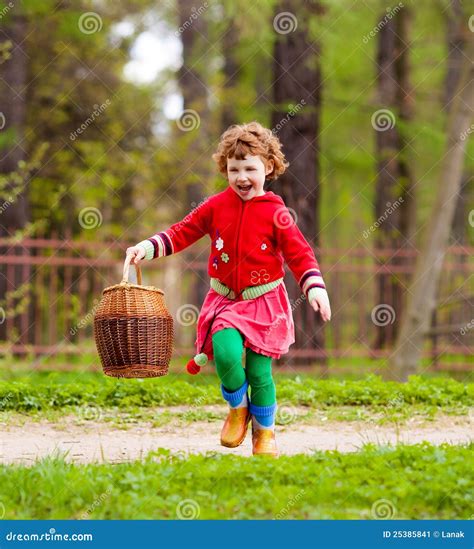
[227,155,274,201]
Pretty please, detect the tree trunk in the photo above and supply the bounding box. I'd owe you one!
[445,0,469,247]
[270,0,326,368]
[176,0,211,330]
[0,12,30,345]
[388,39,473,381]
[441,0,471,341]
[373,6,416,350]
[222,20,240,131]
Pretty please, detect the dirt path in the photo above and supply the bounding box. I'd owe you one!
[0,408,471,464]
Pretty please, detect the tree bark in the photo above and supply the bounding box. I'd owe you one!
[373,6,416,349]
[444,0,469,247]
[222,20,240,131]
[388,38,473,381]
[270,0,326,367]
[176,0,211,323]
[441,0,471,340]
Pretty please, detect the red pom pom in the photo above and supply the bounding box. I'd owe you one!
[186,358,201,375]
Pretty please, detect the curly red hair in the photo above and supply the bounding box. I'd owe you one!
[212,121,289,180]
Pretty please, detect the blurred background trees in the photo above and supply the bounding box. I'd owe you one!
[0,0,472,373]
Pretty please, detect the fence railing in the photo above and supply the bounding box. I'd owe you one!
[0,237,472,371]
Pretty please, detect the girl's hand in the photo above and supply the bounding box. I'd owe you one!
[310,288,331,322]
[126,245,146,265]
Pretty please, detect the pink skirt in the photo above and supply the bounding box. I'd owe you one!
[195,283,295,360]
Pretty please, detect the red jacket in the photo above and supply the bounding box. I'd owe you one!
[138,187,325,299]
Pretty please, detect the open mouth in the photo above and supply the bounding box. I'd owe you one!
[237,184,252,193]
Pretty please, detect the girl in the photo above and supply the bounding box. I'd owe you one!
[126,122,331,457]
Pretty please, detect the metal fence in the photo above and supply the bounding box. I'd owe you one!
[0,236,472,371]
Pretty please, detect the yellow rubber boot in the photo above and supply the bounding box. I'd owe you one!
[220,407,251,448]
[252,426,278,457]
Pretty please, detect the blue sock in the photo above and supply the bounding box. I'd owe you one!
[221,380,249,409]
[249,402,277,431]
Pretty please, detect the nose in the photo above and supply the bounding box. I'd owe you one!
[236,172,248,182]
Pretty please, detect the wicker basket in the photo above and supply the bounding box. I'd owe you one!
[93,254,174,378]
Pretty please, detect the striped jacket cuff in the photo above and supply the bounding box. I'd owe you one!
[299,268,326,296]
[136,239,155,261]
[307,286,327,305]
[137,231,174,260]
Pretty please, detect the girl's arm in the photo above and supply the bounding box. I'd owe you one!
[129,199,212,263]
[275,208,331,321]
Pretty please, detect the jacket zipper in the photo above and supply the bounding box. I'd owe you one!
[234,199,247,297]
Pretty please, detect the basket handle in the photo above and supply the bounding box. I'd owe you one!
[122,253,142,285]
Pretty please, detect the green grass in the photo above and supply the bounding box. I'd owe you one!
[0,373,471,413]
[0,443,471,519]
[1,352,470,381]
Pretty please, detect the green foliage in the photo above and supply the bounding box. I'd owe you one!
[18,0,162,239]
[0,443,471,519]
[0,374,471,412]
[3,0,472,246]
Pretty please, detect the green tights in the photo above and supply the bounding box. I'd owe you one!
[212,328,275,406]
